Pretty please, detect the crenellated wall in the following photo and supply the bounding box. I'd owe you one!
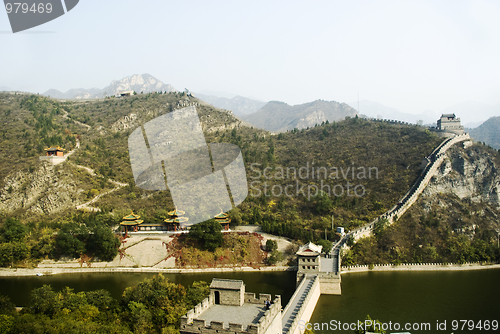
[180,295,282,334]
[349,134,471,242]
[244,292,272,304]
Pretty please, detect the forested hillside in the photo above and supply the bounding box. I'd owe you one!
[0,91,461,265]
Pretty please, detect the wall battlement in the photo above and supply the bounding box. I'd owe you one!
[180,295,281,334]
[244,292,272,304]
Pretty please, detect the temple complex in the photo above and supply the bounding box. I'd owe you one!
[164,207,189,231]
[39,146,66,165]
[44,146,65,156]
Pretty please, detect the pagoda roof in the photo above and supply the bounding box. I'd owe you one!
[123,211,140,220]
[168,207,185,216]
[214,211,229,219]
[296,242,323,256]
[216,218,231,224]
[45,146,65,151]
[120,219,143,226]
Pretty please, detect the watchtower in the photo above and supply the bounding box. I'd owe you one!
[210,278,245,306]
[296,242,322,282]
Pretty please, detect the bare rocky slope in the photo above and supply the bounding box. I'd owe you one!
[0,161,83,215]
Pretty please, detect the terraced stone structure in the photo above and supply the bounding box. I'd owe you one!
[180,278,282,334]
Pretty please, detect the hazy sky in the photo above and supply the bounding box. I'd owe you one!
[1,0,500,114]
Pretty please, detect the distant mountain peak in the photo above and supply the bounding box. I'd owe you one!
[42,74,176,100]
[242,99,357,132]
[102,73,176,97]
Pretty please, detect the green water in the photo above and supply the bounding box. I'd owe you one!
[310,269,500,333]
[1,269,499,333]
[0,271,297,307]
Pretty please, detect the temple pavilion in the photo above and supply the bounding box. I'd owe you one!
[120,211,143,235]
[164,207,189,231]
[214,210,231,231]
[45,146,65,156]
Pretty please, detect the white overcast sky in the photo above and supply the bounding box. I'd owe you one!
[1,0,500,114]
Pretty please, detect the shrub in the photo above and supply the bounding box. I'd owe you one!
[265,239,278,252]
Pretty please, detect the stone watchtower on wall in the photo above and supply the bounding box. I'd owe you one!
[435,113,464,137]
[180,278,282,334]
[296,242,322,282]
[210,279,245,306]
[296,242,342,295]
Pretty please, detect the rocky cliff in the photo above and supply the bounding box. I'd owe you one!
[0,161,83,215]
[416,143,500,237]
[422,144,500,208]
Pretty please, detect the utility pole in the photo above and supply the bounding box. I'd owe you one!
[331,215,334,230]
[325,228,327,241]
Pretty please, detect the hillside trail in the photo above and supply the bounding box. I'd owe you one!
[62,109,91,130]
[61,109,128,212]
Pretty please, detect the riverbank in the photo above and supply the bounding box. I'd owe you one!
[341,262,500,274]
[0,265,296,277]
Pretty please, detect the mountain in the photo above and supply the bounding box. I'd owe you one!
[468,117,500,149]
[1,91,499,266]
[440,101,500,128]
[101,73,176,97]
[242,100,357,132]
[42,74,176,99]
[349,100,437,125]
[194,93,266,117]
[0,86,10,91]
[44,87,102,99]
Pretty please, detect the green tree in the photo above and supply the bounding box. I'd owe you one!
[186,281,210,308]
[373,218,389,236]
[188,219,224,252]
[87,226,120,261]
[267,250,283,265]
[266,239,278,252]
[29,285,62,316]
[53,224,87,259]
[0,218,28,243]
[0,243,13,267]
[0,294,15,315]
[122,274,191,332]
[314,191,332,214]
[85,289,116,311]
[316,239,332,253]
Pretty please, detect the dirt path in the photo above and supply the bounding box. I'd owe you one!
[62,109,91,130]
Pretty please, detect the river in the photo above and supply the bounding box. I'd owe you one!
[1,269,499,333]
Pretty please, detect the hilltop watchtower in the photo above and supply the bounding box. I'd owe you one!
[435,113,464,136]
